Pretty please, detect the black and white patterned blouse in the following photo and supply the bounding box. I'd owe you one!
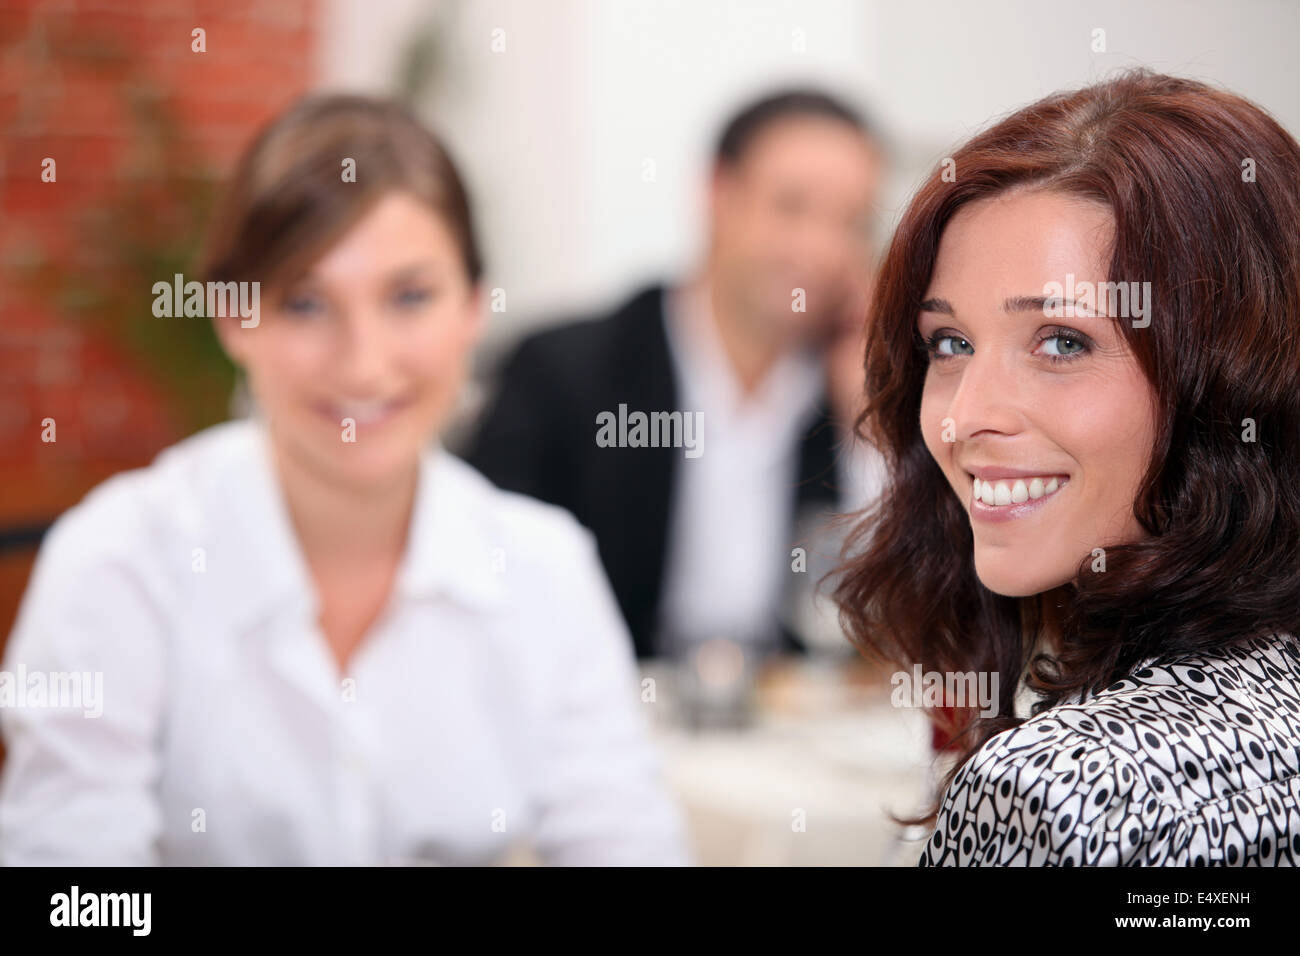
[919,631,1300,865]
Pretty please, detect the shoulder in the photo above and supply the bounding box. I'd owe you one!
[435,451,601,569]
[29,420,253,585]
[920,631,1300,865]
[8,422,259,654]
[921,705,1161,865]
[1069,632,1300,801]
[432,453,631,658]
[500,285,667,373]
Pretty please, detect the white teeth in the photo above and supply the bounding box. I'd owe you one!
[335,400,394,424]
[973,475,1066,507]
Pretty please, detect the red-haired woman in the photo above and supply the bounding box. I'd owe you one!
[837,70,1300,865]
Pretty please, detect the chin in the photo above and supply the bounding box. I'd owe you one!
[333,447,417,487]
[297,422,426,490]
[973,554,1069,598]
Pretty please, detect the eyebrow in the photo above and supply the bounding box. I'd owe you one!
[918,295,1099,317]
[386,262,441,281]
[293,261,441,287]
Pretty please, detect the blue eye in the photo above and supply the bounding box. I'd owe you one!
[282,293,325,318]
[1038,329,1090,360]
[393,287,433,309]
[921,328,1094,365]
[923,333,974,359]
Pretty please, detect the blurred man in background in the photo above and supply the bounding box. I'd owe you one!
[466,89,886,659]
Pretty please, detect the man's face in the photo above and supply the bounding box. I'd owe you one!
[710,116,882,346]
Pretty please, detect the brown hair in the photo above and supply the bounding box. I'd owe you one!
[199,94,482,291]
[715,88,873,165]
[834,69,1300,827]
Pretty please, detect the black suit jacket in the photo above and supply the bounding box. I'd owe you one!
[464,285,842,658]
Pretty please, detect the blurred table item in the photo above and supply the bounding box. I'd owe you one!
[647,655,934,866]
[673,637,759,730]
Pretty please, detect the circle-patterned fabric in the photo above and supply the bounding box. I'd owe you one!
[919,631,1300,865]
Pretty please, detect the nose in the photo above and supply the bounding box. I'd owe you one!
[334,309,392,395]
[944,346,1025,443]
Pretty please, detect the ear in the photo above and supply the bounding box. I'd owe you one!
[708,159,745,243]
[707,160,731,219]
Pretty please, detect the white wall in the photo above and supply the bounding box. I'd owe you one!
[869,0,1300,226]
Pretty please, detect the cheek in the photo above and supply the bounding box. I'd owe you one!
[919,376,950,459]
[402,314,477,394]
[1099,410,1154,507]
[245,331,328,398]
[747,215,792,263]
[1055,376,1156,531]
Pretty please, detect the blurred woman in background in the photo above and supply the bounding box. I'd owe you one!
[837,70,1300,865]
[0,96,689,865]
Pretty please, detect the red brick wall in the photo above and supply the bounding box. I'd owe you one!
[0,0,319,644]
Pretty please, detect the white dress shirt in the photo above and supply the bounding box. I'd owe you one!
[655,283,827,653]
[0,418,690,866]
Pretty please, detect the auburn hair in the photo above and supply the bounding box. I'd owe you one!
[834,69,1300,827]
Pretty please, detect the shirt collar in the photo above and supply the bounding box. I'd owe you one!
[213,418,504,637]
[394,446,507,610]
[665,278,825,428]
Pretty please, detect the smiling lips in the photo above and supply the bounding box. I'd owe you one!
[964,469,1070,521]
[974,474,1062,505]
[317,395,414,428]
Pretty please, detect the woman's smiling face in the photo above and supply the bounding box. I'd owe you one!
[218,190,482,491]
[918,187,1159,597]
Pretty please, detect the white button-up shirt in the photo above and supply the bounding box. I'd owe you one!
[0,418,690,865]
[656,282,829,652]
